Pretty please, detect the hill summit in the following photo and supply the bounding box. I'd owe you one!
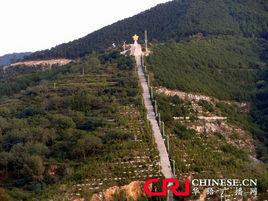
[25,0,268,60]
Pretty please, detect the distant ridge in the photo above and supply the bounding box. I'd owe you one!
[0,52,32,66]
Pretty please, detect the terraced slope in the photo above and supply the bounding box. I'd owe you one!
[0,51,160,200]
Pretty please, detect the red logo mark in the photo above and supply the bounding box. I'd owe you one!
[144,178,190,197]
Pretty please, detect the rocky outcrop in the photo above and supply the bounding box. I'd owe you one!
[2,58,73,75]
[157,87,213,103]
[156,87,249,112]
[90,181,151,201]
[7,59,72,68]
[157,86,256,156]
[3,58,72,73]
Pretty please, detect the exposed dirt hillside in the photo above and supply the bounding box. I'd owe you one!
[70,181,150,201]
[157,87,256,157]
[3,59,72,71]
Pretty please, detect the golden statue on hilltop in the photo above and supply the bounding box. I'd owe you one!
[120,32,150,57]
[132,34,139,41]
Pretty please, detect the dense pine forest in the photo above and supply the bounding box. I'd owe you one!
[147,35,265,100]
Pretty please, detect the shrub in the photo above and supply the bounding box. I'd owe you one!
[173,124,195,140]
[198,100,214,112]
[49,114,76,129]
[0,188,14,201]
[103,130,133,143]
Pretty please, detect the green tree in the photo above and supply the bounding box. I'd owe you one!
[49,114,76,129]
[84,53,101,73]
[23,155,45,181]
[76,135,103,159]
[0,188,14,201]
[0,152,11,172]
[71,91,93,112]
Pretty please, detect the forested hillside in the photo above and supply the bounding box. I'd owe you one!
[251,52,268,161]
[146,36,268,164]
[0,51,160,200]
[147,36,266,100]
[25,0,268,60]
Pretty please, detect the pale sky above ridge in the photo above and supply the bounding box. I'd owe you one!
[0,0,170,56]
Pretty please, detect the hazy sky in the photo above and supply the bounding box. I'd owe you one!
[0,0,170,56]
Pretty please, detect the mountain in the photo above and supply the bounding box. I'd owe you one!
[1,0,268,200]
[25,0,268,60]
[0,50,267,201]
[0,52,32,66]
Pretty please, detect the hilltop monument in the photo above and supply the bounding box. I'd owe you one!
[130,34,143,57]
[120,31,150,66]
[129,34,143,66]
[121,31,150,56]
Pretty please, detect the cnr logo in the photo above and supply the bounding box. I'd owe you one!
[144,178,191,197]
